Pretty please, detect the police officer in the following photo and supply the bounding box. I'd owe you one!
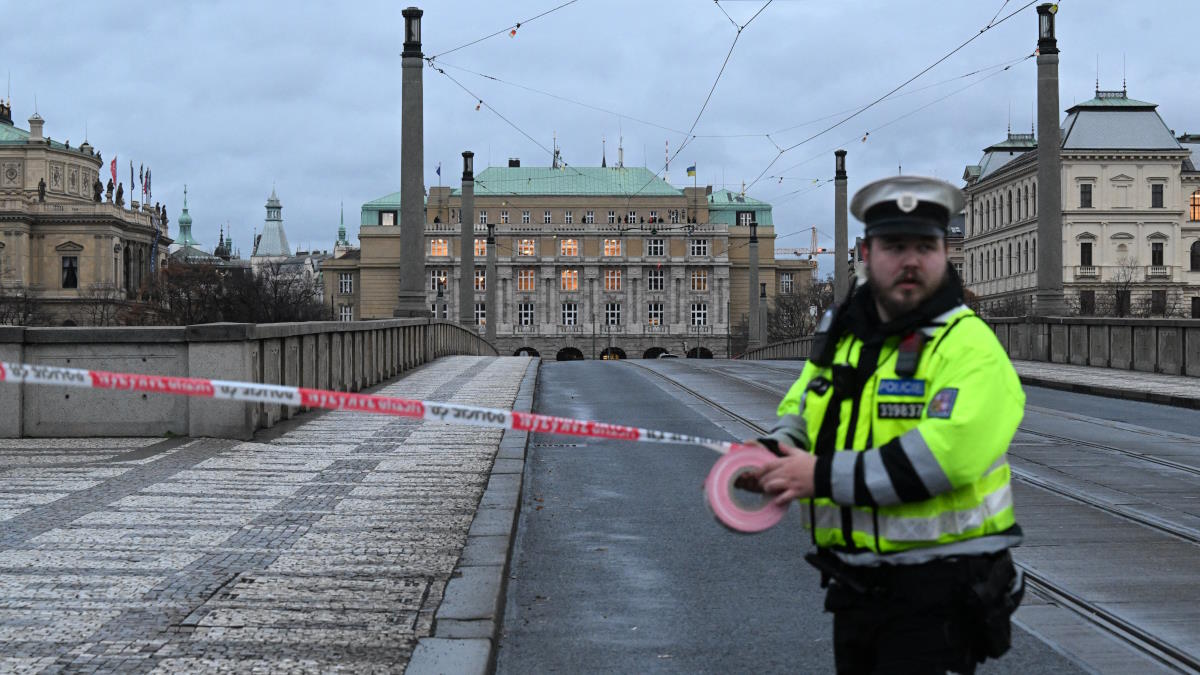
[745,176,1025,674]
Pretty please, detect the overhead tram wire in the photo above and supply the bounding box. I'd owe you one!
[743,0,1042,192]
[426,0,581,62]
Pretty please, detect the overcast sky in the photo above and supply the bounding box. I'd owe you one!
[5,1,1195,276]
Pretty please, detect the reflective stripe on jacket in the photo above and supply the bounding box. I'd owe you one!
[776,304,1025,562]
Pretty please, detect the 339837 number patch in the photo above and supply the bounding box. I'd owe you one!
[877,402,923,419]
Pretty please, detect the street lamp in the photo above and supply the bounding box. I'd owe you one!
[1036,3,1058,54]
[403,7,422,56]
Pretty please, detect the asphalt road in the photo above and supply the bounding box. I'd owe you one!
[496,361,1085,674]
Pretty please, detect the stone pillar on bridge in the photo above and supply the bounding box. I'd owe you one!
[486,222,497,342]
[758,282,768,346]
[459,151,475,328]
[748,221,762,349]
[1034,3,1066,316]
[834,149,849,301]
[395,7,432,317]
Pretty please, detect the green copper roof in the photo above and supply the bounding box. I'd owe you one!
[0,120,67,148]
[1066,89,1156,112]
[706,189,774,226]
[451,166,683,197]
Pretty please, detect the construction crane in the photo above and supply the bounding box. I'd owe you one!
[776,226,836,259]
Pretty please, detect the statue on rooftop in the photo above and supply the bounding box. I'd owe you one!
[37,178,46,202]
[115,182,124,207]
[93,177,102,202]
[106,179,114,203]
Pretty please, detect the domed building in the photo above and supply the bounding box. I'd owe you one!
[0,100,171,325]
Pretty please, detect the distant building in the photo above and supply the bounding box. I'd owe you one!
[251,187,291,274]
[964,88,1200,317]
[323,160,815,358]
[0,102,171,325]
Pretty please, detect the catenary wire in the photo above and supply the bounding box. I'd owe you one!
[427,0,582,61]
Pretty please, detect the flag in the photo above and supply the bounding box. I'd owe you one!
[686,164,696,177]
[146,168,151,199]
[110,157,117,185]
[139,165,144,196]
[436,162,441,177]
[129,161,134,197]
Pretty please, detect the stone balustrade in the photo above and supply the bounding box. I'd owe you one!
[0,319,497,439]
[738,336,813,361]
[984,316,1200,376]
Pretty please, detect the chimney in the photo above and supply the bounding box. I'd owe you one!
[508,158,520,167]
[0,101,11,125]
[27,113,44,142]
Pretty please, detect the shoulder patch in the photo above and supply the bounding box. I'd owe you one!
[926,388,959,419]
[878,379,925,396]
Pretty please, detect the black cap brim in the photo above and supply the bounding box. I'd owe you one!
[863,217,945,239]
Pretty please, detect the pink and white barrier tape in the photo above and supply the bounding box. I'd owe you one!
[0,361,789,531]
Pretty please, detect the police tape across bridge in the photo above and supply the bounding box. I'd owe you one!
[0,361,784,532]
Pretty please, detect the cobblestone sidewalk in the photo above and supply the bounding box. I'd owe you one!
[0,355,533,674]
[1013,359,1199,408]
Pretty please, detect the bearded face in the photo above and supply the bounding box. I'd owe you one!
[863,234,948,322]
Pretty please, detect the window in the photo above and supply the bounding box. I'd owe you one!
[646,238,664,256]
[690,269,708,291]
[561,269,579,291]
[1191,190,1200,221]
[670,209,680,224]
[647,302,664,325]
[429,268,447,291]
[1152,241,1164,267]
[1152,183,1164,208]
[560,238,579,256]
[431,302,447,319]
[380,211,396,226]
[780,272,794,294]
[647,268,664,291]
[478,210,488,225]
[607,210,616,224]
[561,302,578,325]
[737,211,754,226]
[501,210,510,224]
[1151,290,1167,315]
[474,302,486,326]
[585,210,594,224]
[1192,241,1200,271]
[1080,242,1092,267]
[604,239,621,256]
[62,256,78,289]
[430,239,448,256]
[628,210,637,224]
[649,210,658,222]
[339,305,353,322]
[690,302,708,326]
[1080,183,1093,208]
[518,302,535,326]
[517,268,536,292]
[339,272,353,294]
[517,239,535,256]
[689,239,709,256]
[565,210,573,224]
[1079,290,1095,316]
[605,302,622,325]
[544,210,552,224]
[521,210,530,224]
[474,268,486,291]
[604,269,622,291]
[474,238,487,257]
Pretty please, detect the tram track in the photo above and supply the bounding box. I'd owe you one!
[626,359,1200,673]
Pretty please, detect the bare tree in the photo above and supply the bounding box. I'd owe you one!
[224,262,327,323]
[767,277,834,341]
[1097,256,1137,317]
[75,284,128,326]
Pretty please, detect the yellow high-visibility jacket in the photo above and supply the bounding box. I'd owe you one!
[768,303,1025,566]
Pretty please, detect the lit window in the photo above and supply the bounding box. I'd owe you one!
[560,238,579,256]
[1190,190,1200,221]
[646,238,665,256]
[339,272,353,294]
[605,302,622,325]
[474,268,486,291]
[517,239,536,256]
[585,210,594,224]
[690,303,708,326]
[689,239,709,256]
[501,210,510,224]
[690,269,708,292]
[544,210,552,224]
[646,268,664,291]
[429,268,447,291]
[474,302,486,326]
[670,209,680,224]
[604,239,621,256]
[522,210,530,224]
[478,210,487,225]
[780,272,793,295]
[608,210,616,224]
[737,211,754,226]
[604,269,622,291]
[517,268,536,292]
[430,239,448,256]
[561,269,579,291]
[561,302,578,325]
[475,238,487,257]
[647,302,663,325]
[565,210,573,224]
[339,305,353,322]
[380,211,396,226]
[518,302,535,326]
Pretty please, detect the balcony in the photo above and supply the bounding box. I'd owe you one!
[601,325,624,334]
[1147,265,1170,278]
[512,325,538,333]
[1075,265,1098,278]
[556,325,584,333]
[646,324,669,333]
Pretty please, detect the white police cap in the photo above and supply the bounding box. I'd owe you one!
[849,175,965,238]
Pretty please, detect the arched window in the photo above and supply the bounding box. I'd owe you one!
[1032,183,1037,214]
[1191,240,1200,271]
[1007,191,1013,224]
[1190,190,1200,221]
[1032,238,1037,269]
[1007,243,1012,276]
[1023,241,1028,272]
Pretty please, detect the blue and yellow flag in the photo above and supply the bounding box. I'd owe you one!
[686,164,696,177]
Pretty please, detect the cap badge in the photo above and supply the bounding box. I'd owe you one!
[896,193,918,213]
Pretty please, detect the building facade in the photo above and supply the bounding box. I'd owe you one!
[1,104,170,325]
[963,88,1200,318]
[323,162,814,358]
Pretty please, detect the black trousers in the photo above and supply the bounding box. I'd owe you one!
[822,553,1016,675]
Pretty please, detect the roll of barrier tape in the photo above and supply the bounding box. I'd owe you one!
[704,445,788,533]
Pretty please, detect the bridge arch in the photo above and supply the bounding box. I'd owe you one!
[599,346,627,360]
[555,346,585,361]
[686,346,714,359]
[514,346,540,357]
[642,347,668,359]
